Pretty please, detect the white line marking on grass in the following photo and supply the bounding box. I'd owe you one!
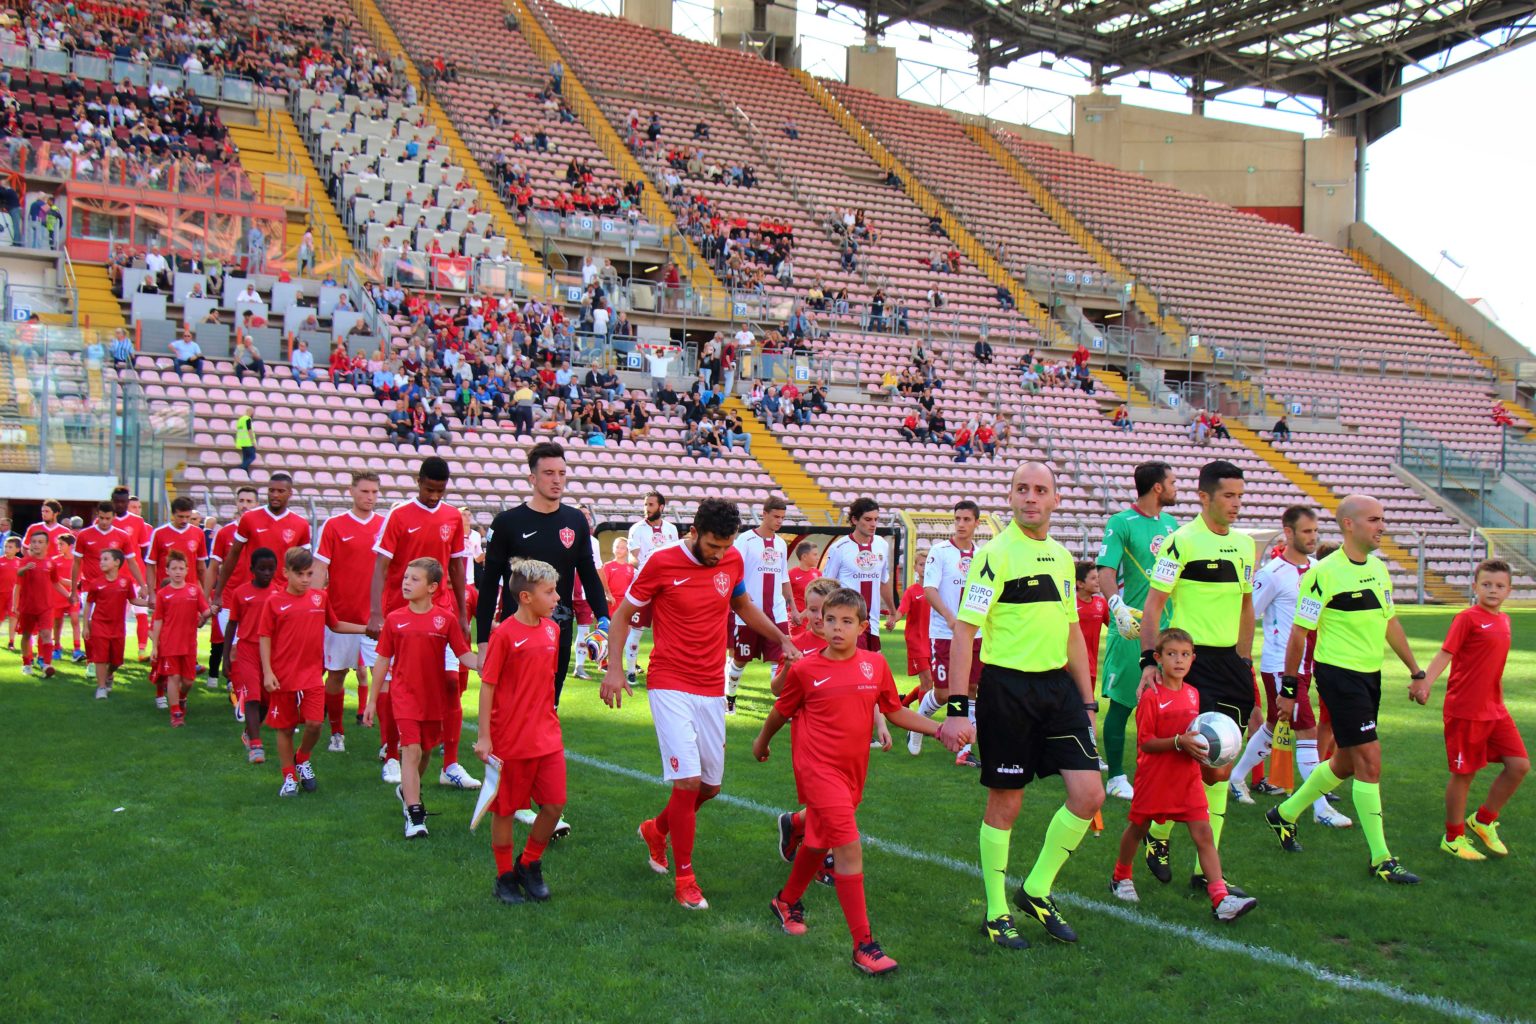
[559,749,1525,1024]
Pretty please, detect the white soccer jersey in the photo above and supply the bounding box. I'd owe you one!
[1253,553,1316,674]
[922,538,982,640]
[733,529,788,624]
[628,518,679,570]
[822,534,891,629]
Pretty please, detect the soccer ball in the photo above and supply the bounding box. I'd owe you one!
[1187,711,1243,768]
[584,625,608,664]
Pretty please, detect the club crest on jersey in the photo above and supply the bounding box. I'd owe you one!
[860,661,874,680]
[713,572,731,596]
[669,757,679,771]
[282,529,296,543]
[433,615,447,630]
[309,591,323,607]
[545,624,557,640]
[1150,533,1167,556]
[855,550,878,569]
[559,527,575,549]
[439,522,454,542]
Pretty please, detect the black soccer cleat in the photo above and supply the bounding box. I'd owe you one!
[981,914,1030,949]
[1266,807,1304,853]
[777,811,800,863]
[515,859,550,901]
[1191,874,1248,899]
[493,871,527,904]
[1143,836,1172,883]
[1014,889,1078,944]
[1370,858,1421,885]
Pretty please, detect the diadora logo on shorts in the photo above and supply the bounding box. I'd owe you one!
[713,572,730,596]
[1360,720,1376,732]
[995,764,1024,775]
[559,527,575,549]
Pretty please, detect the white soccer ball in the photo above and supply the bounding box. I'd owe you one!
[1187,711,1243,768]
[584,625,608,664]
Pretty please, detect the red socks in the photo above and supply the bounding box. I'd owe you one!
[1476,805,1498,825]
[136,614,149,646]
[358,681,369,713]
[520,838,547,866]
[493,843,514,875]
[662,787,698,875]
[1206,879,1229,908]
[378,690,400,760]
[781,844,824,904]
[901,685,923,707]
[326,691,345,735]
[1250,763,1263,786]
[833,872,872,946]
[1446,821,1466,840]
[442,697,464,767]
[790,809,806,836]
[155,677,167,698]
[1112,861,1133,882]
[295,749,311,766]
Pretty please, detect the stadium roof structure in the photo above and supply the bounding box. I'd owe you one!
[822,0,1536,121]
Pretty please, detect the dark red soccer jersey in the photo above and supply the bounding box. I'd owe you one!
[74,523,139,588]
[146,524,208,584]
[374,499,466,615]
[480,614,563,760]
[1131,680,1206,821]
[254,587,339,690]
[377,605,469,721]
[85,575,136,638]
[226,582,275,689]
[314,510,384,623]
[113,513,152,557]
[775,649,900,808]
[232,508,311,593]
[625,542,744,697]
[152,582,207,657]
[24,520,72,558]
[1442,605,1511,721]
[16,554,61,615]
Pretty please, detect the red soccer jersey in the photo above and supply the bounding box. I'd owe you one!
[788,566,817,612]
[85,575,136,638]
[775,649,900,808]
[1132,680,1206,821]
[314,510,385,623]
[895,583,929,643]
[787,626,829,656]
[0,555,18,610]
[152,582,208,657]
[254,587,339,690]
[24,520,72,557]
[377,605,470,722]
[113,512,152,557]
[1077,594,1108,679]
[74,523,139,589]
[226,582,275,690]
[51,553,74,611]
[625,542,744,697]
[16,554,61,615]
[210,521,238,573]
[232,507,311,593]
[1441,605,1512,721]
[146,524,208,584]
[480,614,563,760]
[374,499,466,615]
[601,560,636,605]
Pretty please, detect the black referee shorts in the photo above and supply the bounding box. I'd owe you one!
[1314,663,1381,748]
[1188,644,1256,729]
[976,665,1097,790]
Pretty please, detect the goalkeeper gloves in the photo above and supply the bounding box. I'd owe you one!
[1107,594,1142,640]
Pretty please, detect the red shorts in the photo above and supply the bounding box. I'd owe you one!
[573,597,595,626]
[16,611,52,635]
[266,687,325,730]
[904,635,930,676]
[803,802,860,849]
[856,631,881,653]
[86,634,125,667]
[630,605,654,629]
[1445,713,1527,774]
[210,614,224,644]
[731,621,788,664]
[236,672,267,709]
[398,717,443,750]
[931,637,983,692]
[155,654,198,680]
[491,750,567,816]
[1261,671,1316,732]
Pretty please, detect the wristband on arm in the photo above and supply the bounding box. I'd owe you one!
[946,695,970,718]
[1279,674,1299,700]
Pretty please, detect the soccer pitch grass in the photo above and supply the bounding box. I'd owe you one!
[3,607,1532,1024]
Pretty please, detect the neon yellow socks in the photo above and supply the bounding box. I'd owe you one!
[1279,760,1343,822]
[979,823,1011,919]
[1354,781,1391,864]
[1023,806,1092,899]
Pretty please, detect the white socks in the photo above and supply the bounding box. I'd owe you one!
[917,690,942,717]
[624,631,640,673]
[1232,722,1273,782]
[574,624,591,669]
[724,657,745,697]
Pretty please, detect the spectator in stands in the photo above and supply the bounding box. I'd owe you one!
[108,328,134,373]
[297,230,315,278]
[953,425,974,463]
[234,335,265,383]
[170,329,206,378]
[1208,411,1230,440]
[976,420,997,457]
[1272,414,1291,442]
[329,343,352,386]
[245,224,267,274]
[1492,401,1517,427]
[234,408,257,472]
[1189,410,1211,446]
[1074,362,1096,394]
[783,119,799,140]
[1112,404,1133,432]
[1072,341,1090,375]
[996,284,1015,311]
[899,411,927,443]
[511,381,536,436]
[927,410,953,446]
[720,409,751,453]
[974,338,993,364]
[684,421,719,460]
[868,288,887,332]
[290,340,321,384]
[144,248,171,291]
[926,286,946,309]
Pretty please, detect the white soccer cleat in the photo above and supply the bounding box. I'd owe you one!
[327,733,346,753]
[154,696,168,710]
[94,687,109,700]
[278,777,300,798]
[553,817,572,839]
[907,728,923,755]
[404,812,429,839]
[1314,809,1354,829]
[1213,893,1258,922]
[1109,877,1139,903]
[20,664,33,676]
[381,758,402,784]
[205,676,220,690]
[1229,779,1255,805]
[440,763,481,789]
[1105,775,1135,800]
[514,809,538,826]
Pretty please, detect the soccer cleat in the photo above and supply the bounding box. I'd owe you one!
[1266,806,1304,852]
[906,728,923,755]
[1468,815,1508,856]
[1229,778,1255,805]
[1441,835,1487,861]
[1213,894,1258,922]
[1313,809,1353,829]
[1370,858,1421,885]
[378,745,388,762]
[770,895,807,935]
[777,812,801,863]
[1143,836,1172,883]
[816,852,836,887]
[296,761,317,792]
[247,746,264,765]
[404,806,429,839]
[1191,874,1248,899]
[1109,877,1139,903]
[1254,779,1289,796]
[71,648,87,663]
[204,675,219,690]
[514,809,538,826]
[440,763,481,790]
[327,734,346,753]
[626,671,638,686]
[674,873,709,910]
[552,817,572,839]
[278,777,299,798]
[233,702,244,723]
[572,666,590,680]
[20,664,32,676]
[955,751,980,768]
[1105,775,1135,800]
[725,695,736,715]
[170,709,185,728]
[155,696,168,710]
[852,941,898,976]
[1014,890,1077,943]
[94,687,109,700]
[981,915,1030,949]
[381,758,402,784]
[354,712,364,725]
[138,647,149,662]
[394,784,409,818]
[494,871,527,904]
[514,860,550,901]
[638,818,669,873]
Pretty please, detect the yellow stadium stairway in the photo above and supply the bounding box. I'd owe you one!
[350,0,542,273]
[74,262,126,332]
[226,108,356,274]
[723,396,839,526]
[502,0,731,316]
[791,70,1068,348]
[963,122,1187,346]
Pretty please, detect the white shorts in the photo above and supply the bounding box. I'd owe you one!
[650,688,726,786]
[323,628,378,671]
[444,647,460,673]
[217,608,230,636]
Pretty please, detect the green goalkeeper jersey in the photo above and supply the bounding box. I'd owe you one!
[1095,506,1179,611]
